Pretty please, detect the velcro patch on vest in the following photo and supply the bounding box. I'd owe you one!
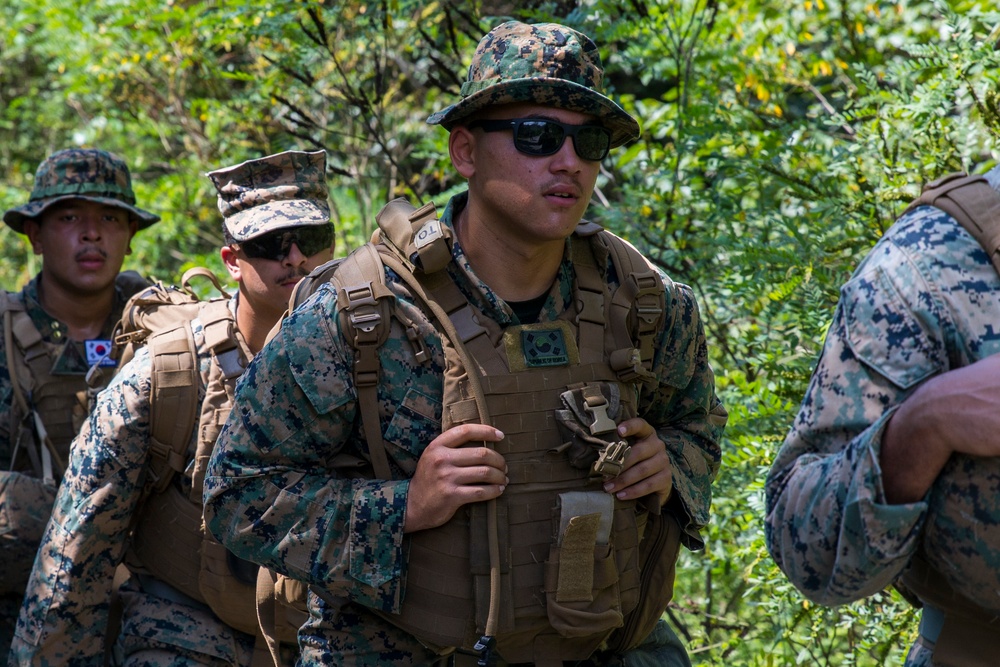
[503,320,579,371]
[85,339,116,367]
[556,513,601,603]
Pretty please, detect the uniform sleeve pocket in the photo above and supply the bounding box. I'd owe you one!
[841,266,944,390]
[383,389,441,465]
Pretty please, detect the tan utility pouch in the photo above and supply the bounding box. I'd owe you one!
[543,491,624,641]
[554,382,630,476]
[0,470,57,594]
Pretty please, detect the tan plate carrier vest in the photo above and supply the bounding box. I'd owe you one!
[103,268,304,663]
[0,270,149,479]
[260,200,683,667]
[0,270,147,594]
[896,172,1000,664]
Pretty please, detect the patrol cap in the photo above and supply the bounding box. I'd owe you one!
[208,150,331,242]
[3,148,160,234]
[426,21,640,149]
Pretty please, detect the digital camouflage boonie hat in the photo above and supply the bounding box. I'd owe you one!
[3,148,160,234]
[208,150,331,242]
[427,21,640,148]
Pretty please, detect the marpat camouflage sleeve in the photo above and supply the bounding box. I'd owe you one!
[10,350,153,665]
[645,279,726,549]
[764,206,1000,605]
[203,284,419,614]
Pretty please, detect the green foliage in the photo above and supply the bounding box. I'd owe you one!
[3,0,1000,663]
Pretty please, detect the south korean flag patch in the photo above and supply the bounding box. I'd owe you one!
[85,339,116,367]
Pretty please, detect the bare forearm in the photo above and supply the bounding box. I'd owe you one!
[881,395,951,503]
[880,358,1000,503]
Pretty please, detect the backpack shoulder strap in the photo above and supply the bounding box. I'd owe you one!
[199,298,246,380]
[2,291,49,382]
[582,229,667,385]
[331,244,395,480]
[145,321,199,494]
[1,291,64,481]
[906,172,1000,275]
[139,267,233,495]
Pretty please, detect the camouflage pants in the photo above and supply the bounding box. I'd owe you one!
[110,578,255,667]
[621,618,691,667]
[903,638,933,667]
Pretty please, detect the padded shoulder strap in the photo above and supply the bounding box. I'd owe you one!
[906,172,1000,275]
[592,231,667,385]
[200,299,247,380]
[1,297,62,482]
[332,244,396,481]
[146,322,199,494]
[375,198,452,274]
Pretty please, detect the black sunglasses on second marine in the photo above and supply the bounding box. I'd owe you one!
[237,224,334,261]
[467,118,612,161]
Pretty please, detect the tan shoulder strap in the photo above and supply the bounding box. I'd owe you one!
[255,568,283,666]
[145,322,199,494]
[1,293,64,481]
[595,231,667,385]
[906,172,1000,275]
[141,268,233,495]
[373,247,503,643]
[332,244,396,481]
[200,299,246,379]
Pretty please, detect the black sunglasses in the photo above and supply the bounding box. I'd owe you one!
[467,118,612,161]
[237,224,333,261]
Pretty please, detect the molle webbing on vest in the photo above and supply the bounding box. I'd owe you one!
[0,293,81,478]
[368,236,648,664]
[145,323,198,494]
[273,199,674,664]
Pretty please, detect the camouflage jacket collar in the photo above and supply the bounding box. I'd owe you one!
[21,273,129,342]
[441,191,575,327]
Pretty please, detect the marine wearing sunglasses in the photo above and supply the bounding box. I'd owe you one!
[232,224,334,261]
[467,117,612,162]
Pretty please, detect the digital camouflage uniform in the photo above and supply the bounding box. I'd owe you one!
[8,303,257,667]
[10,150,333,666]
[765,166,1000,665]
[203,187,725,666]
[0,148,157,657]
[0,276,140,649]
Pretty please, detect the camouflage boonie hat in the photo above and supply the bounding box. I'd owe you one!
[3,148,160,234]
[208,150,331,242]
[427,21,640,148]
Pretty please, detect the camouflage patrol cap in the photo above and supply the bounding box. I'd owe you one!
[208,150,331,242]
[3,148,160,234]
[427,21,640,148]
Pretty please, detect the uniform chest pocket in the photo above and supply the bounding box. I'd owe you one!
[842,266,944,390]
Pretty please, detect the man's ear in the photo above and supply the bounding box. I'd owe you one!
[22,219,44,256]
[220,245,242,282]
[450,126,477,180]
[126,220,138,255]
